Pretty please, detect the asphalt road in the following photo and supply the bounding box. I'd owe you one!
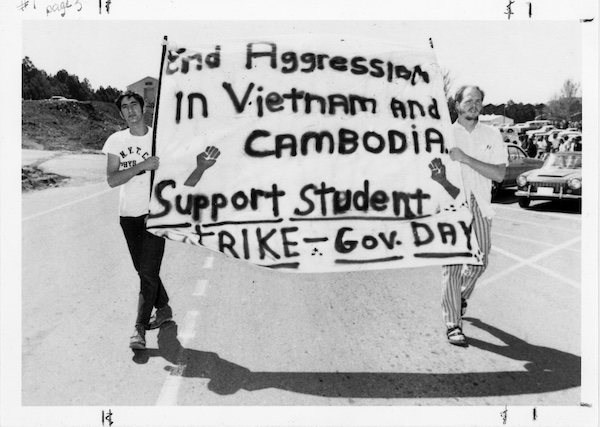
[18,150,587,416]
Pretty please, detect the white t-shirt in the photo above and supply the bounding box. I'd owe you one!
[452,121,507,218]
[101,128,153,217]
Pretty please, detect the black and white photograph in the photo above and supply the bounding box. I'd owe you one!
[1,1,598,426]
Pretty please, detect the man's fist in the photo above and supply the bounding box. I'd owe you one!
[448,147,468,163]
[142,156,160,171]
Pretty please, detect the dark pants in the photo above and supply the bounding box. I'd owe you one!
[120,215,169,327]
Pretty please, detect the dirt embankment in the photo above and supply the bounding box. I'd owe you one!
[22,99,129,152]
[21,99,153,191]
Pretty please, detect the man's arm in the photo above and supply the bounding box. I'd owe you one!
[106,153,159,188]
[448,148,506,182]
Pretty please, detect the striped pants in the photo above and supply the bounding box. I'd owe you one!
[441,195,492,328]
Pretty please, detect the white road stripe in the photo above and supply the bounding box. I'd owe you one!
[155,372,184,407]
[492,230,581,252]
[201,256,214,269]
[177,310,200,341]
[193,279,208,296]
[22,187,114,222]
[155,310,200,406]
[481,236,582,289]
[177,310,199,345]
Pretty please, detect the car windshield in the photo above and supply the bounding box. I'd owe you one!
[542,153,582,169]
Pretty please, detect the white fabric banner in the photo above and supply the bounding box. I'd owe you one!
[147,35,482,272]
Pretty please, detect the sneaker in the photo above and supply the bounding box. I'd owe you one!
[130,325,146,350]
[147,305,173,330]
[461,298,468,316]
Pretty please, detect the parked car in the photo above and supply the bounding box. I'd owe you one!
[510,123,529,135]
[515,152,582,208]
[558,127,580,135]
[555,129,581,139]
[511,120,552,134]
[555,130,582,143]
[492,144,545,198]
[525,125,555,138]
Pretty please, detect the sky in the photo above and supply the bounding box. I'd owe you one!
[21,20,583,105]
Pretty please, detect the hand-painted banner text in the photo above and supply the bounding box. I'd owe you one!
[147,36,481,272]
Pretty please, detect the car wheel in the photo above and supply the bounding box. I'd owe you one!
[517,198,530,208]
[491,182,501,199]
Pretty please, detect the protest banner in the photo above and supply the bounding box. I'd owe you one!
[146,35,483,272]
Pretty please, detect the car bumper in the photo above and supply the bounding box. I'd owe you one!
[515,189,581,200]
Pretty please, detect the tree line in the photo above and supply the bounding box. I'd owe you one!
[23,57,582,126]
[22,57,122,102]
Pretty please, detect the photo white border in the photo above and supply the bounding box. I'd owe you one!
[1,1,597,426]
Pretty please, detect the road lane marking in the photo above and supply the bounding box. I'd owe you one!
[193,279,208,296]
[492,246,580,288]
[201,256,214,269]
[156,268,209,407]
[482,236,582,289]
[178,310,199,345]
[155,370,184,407]
[494,204,582,222]
[22,187,114,222]
[494,214,581,232]
[492,230,581,252]
[155,310,199,406]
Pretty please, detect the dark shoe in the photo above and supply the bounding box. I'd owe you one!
[461,298,468,316]
[447,326,468,347]
[130,325,146,350]
[148,305,173,330]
